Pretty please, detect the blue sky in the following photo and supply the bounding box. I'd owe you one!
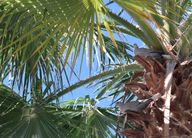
[60,35,143,107]
[61,1,144,106]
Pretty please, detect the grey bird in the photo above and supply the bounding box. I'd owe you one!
[133,44,163,58]
[116,93,161,113]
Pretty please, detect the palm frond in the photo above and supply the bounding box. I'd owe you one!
[45,64,143,102]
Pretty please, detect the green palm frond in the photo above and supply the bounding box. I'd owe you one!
[0,0,115,69]
[45,64,143,102]
[0,0,136,97]
[52,96,116,138]
[0,84,117,137]
[94,70,134,102]
[1,106,64,138]
[0,84,25,134]
[0,84,64,137]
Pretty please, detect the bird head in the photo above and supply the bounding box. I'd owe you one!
[116,102,123,108]
[133,44,139,49]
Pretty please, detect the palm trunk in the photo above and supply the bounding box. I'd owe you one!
[163,60,176,138]
[119,55,192,137]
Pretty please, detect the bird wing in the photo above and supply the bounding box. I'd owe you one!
[124,100,152,112]
[123,101,142,112]
[134,48,163,58]
[122,93,161,113]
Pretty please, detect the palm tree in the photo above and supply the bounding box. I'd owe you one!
[0,1,140,137]
[0,81,119,137]
[106,1,192,137]
[0,0,192,137]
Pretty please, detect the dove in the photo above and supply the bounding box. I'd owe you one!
[116,93,161,113]
[133,44,164,58]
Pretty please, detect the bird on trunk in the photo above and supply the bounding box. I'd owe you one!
[133,44,164,58]
[116,93,161,113]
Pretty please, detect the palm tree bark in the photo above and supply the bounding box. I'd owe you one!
[163,60,176,138]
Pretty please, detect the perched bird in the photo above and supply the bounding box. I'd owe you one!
[116,93,161,113]
[133,44,164,58]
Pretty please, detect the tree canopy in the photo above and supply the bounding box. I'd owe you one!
[0,0,191,137]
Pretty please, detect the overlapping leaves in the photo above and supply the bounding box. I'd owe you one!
[0,84,117,138]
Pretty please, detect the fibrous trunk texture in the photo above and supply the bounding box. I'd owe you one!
[119,55,192,138]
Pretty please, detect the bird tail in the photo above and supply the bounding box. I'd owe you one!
[150,93,161,101]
